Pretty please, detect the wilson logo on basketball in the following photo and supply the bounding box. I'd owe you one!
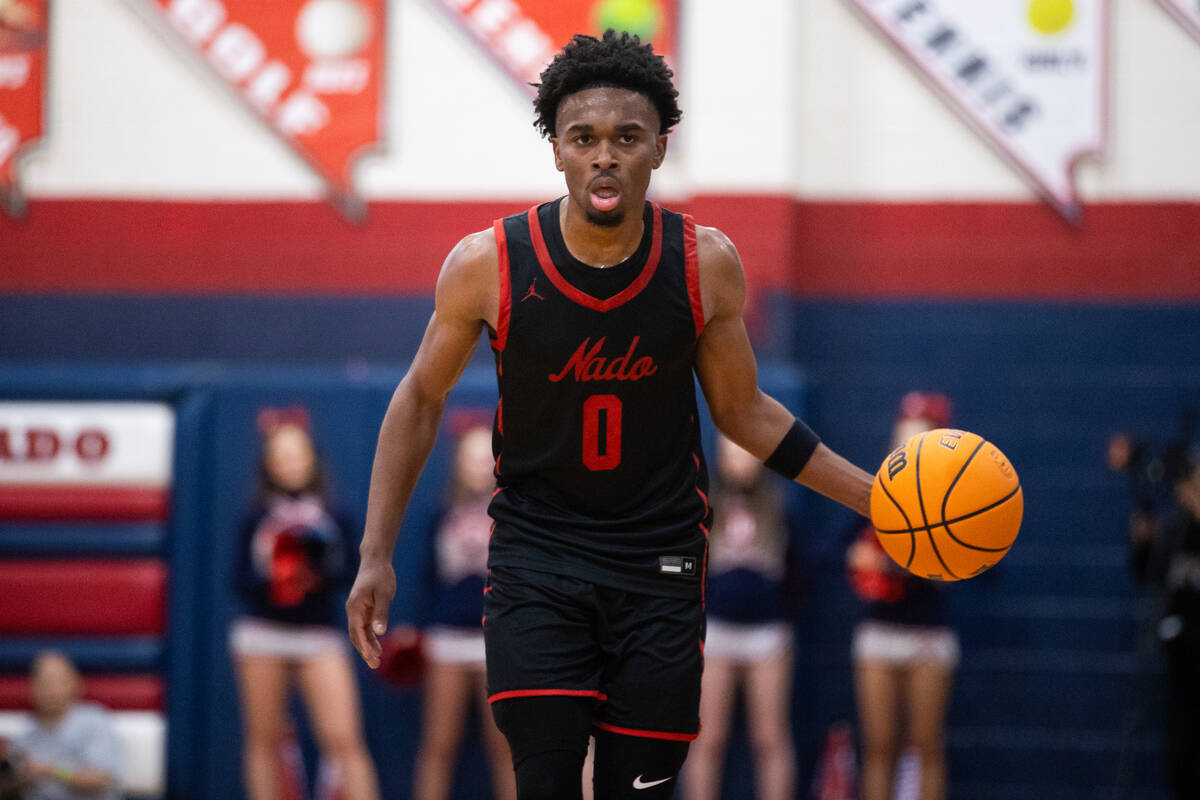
[548,336,658,383]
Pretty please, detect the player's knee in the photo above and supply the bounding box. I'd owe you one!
[491,695,593,800]
[593,729,690,799]
[512,749,586,800]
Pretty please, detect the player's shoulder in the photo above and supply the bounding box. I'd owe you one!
[692,224,743,276]
[445,228,499,273]
[692,224,745,318]
[437,227,500,325]
[438,228,498,292]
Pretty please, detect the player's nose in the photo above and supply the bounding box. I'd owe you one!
[592,140,618,170]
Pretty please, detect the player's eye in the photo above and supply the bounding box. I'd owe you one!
[575,134,593,145]
[620,134,637,144]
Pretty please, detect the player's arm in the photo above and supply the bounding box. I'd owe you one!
[693,226,872,517]
[346,230,498,668]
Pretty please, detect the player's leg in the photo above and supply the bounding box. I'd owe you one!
[681,655,738,800]
[412,658,474,800]
[592,587,705,799]
[472,667,517,800]
[904,631,957,800]
[592,727,691,799]
[742,628,796,800]
[484,565,605,800]
[491,695,594,800]
[233,653,290,800]
[295,645,381,800]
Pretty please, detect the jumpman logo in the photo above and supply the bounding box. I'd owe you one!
[521,279,544,302]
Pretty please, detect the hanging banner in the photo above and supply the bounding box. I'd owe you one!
[0,0,47,217]
[1156,0,1200,44]
[846,0,1108,220]
[135,0,385,217]
[434,0,679,96]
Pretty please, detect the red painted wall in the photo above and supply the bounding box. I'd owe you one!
[3,198,1199,299]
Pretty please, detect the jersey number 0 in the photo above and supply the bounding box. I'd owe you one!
[582,394,622,471]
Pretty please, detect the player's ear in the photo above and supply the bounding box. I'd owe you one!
[551,137,565,172]
[652,134,668,169]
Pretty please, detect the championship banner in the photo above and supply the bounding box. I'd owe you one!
[435,0,679,95]
[1156,0,1200,44]
[0,0,47,218]
[847,0,1108,220]
[134,0,385,216]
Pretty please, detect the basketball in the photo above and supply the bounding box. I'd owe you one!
[869,428,1022,581]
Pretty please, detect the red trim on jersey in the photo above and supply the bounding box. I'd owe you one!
[488,688,608,704]
[692,452,709,515]
[682,214,704,337]
[592,720,699,742]
[526,202,664,312]
[492,219,511,352]
[700,539,709,611]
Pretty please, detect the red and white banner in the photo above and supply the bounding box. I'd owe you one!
[435,0,679,95]
[1156,0,1200,44]
[0,402,175,520]
[136,0,385,215]
[0,0,46,217]
[847,0,1108,220]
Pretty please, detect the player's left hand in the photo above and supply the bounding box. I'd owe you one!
[345,559,396,669]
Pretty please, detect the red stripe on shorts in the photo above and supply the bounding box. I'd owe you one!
[488,689,608,704]
[592,720,700,742]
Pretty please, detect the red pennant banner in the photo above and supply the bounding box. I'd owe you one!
[1156,0,1200,44]
[141,0,385,215]
[435,0,679,94]
[0,0,47,217]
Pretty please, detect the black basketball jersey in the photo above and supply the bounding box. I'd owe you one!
[486,198,711,599]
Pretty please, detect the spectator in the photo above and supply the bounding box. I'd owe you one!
[848,392,958,800]
[18,650,122,800]
[230,409,380,800]
[412,423,516,800]
[1130,461,1200,800]
[683,436,797,800]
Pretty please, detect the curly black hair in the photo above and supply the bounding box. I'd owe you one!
[532,29,681,139]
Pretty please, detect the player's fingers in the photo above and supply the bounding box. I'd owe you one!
[345,592,376,667]
[359,591,388,668]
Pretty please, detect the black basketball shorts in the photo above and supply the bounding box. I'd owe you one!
[484,564,705,741]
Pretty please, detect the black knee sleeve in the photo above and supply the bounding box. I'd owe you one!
[491,696,593,800]
[592,728,691,800]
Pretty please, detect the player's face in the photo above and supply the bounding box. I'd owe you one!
[551,87,667,228]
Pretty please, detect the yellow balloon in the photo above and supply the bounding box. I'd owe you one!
[1028,0,1075,35]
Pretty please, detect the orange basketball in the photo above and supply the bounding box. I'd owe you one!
[869,428,1022,581]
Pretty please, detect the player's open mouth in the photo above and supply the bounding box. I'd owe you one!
[590,188,620,212]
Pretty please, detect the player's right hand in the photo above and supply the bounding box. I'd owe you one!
[345,559,396,669]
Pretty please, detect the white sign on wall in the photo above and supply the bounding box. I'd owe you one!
[1156,0,1200,44]
[846,0,1108,220]
[0,402,174,486]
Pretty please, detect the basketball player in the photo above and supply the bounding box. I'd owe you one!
[347,30,873,800]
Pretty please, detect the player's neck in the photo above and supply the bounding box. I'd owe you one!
[559,196,645,269]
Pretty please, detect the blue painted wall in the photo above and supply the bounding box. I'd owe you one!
[3,296,1197,799]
